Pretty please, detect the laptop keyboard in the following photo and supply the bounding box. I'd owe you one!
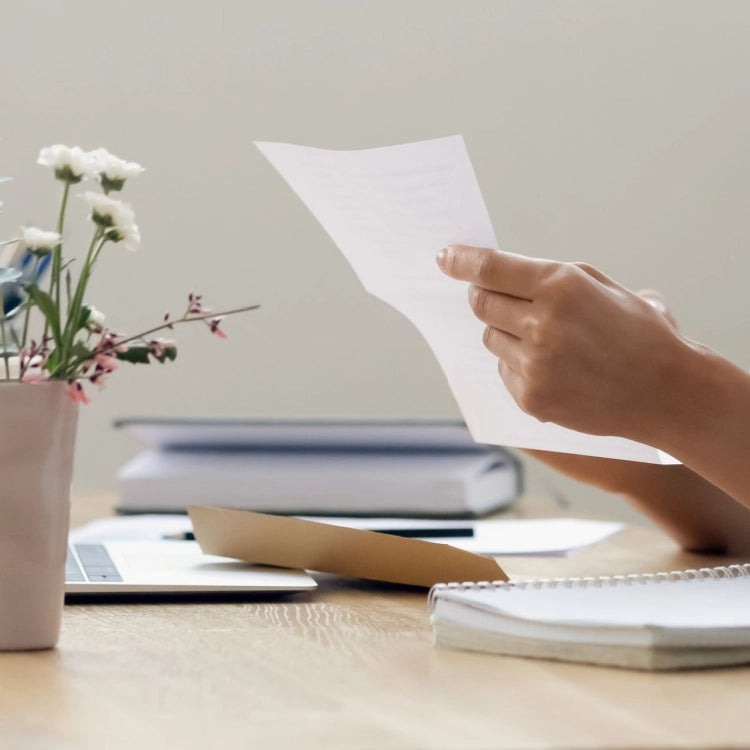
[66,544,123,583]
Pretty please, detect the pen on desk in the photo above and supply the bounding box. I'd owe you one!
[164,531,196,541]
[374,527,474,538]
[162,527,475,541]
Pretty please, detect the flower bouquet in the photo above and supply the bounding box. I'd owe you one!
[0,144,257,650]
[1,144,257,400]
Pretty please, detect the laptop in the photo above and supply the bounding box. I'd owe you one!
[65,539,317,597]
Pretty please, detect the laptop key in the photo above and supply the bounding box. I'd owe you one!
[74,544,123,583]
[65,546,85,583]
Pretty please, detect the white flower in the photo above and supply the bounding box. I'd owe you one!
[107,220,141,252]
[84,305,106,331]
[37,145,92,183]
[88,148,144,191]
[80,192,141,251]
[20,226,61,255]
[80,191,135,228]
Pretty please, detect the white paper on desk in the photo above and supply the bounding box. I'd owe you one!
[70,514,621,556]
[298,517,624,556]
[256,136,677,464]
[69,514,193,543]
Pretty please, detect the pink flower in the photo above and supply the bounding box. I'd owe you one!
[94,353,120,372]
[100,331,129,353]
[187,293,206,315]
[88,370,112,389]
[67,382,90,405]
[148,338,175,359]
[21,369,49,384]
[19,346,50,376]
[208,316,228,339]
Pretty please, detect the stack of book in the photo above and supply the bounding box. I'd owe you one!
[115,419,523,517]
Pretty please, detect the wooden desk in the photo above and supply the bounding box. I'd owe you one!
[2,494,749,750]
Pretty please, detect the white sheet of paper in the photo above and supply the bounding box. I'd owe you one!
[299,517,623,556]
[70,514,622,557]
[256,136,677,463]
[70,514,193,543]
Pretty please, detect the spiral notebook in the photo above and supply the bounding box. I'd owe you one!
[429,564,750,671]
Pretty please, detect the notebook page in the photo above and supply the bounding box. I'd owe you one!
[256,137,676,464]
[434,575,750,648]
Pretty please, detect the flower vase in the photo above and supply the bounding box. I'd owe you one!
[0,381,78,650]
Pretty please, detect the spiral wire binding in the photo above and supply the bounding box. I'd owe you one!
[427,563,750,609]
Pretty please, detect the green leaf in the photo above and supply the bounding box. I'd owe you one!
[45,348,59,373]
[71,341,92,362]
[115,344,150,365]
[25,284,62,346]
[155,346,177,364]
[77,306,91,332]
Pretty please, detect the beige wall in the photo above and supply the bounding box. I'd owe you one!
[2,1,748,522]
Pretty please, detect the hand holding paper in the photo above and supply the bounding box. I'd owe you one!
[256,136,678,463]
[435,244,687,445]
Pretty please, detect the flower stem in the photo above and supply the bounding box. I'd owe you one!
[61,228,104,364]
[54,182,71,305]
[44,181,71,341]
[108,304,260,350]
[91,236,109,267]
[66,230,104,319]
[19,255,41,349]
[52,304,260,379]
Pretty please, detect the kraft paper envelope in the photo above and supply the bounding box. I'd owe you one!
[188,506,507,588]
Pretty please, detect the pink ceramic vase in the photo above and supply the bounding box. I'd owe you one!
[0,381,78,650]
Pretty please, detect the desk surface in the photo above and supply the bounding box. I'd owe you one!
[2,494,749,750]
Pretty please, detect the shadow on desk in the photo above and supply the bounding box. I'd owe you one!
[64,589,317,605]
[64,574,428,606]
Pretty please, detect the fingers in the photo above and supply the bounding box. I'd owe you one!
[496,358,530,414]
[490,331,552,421]
[482,325,523,371]
[573,261,616,286]
[436,245,547,300]
[468,284,532,338]
[638,289,668,314]
[637,289,678,328]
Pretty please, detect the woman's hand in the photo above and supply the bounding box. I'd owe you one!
[522,287,681,493]
[436,245,694,445]
[437,245,750,543]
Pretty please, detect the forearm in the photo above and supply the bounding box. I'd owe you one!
[639,341,750,514]
[525,450,750,554]
[623,466,750,555]
[526,341,750,554]
[520,325,750,553]
[608,465,750,555]
[436,245,750,551]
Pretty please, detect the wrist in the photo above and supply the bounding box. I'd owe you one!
[640,336,745,459]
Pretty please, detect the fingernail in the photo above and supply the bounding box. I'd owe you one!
[436,247,449,269]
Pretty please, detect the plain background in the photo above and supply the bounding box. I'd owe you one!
[1,1,748,523]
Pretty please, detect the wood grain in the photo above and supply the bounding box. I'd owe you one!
[1,494,749,749]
